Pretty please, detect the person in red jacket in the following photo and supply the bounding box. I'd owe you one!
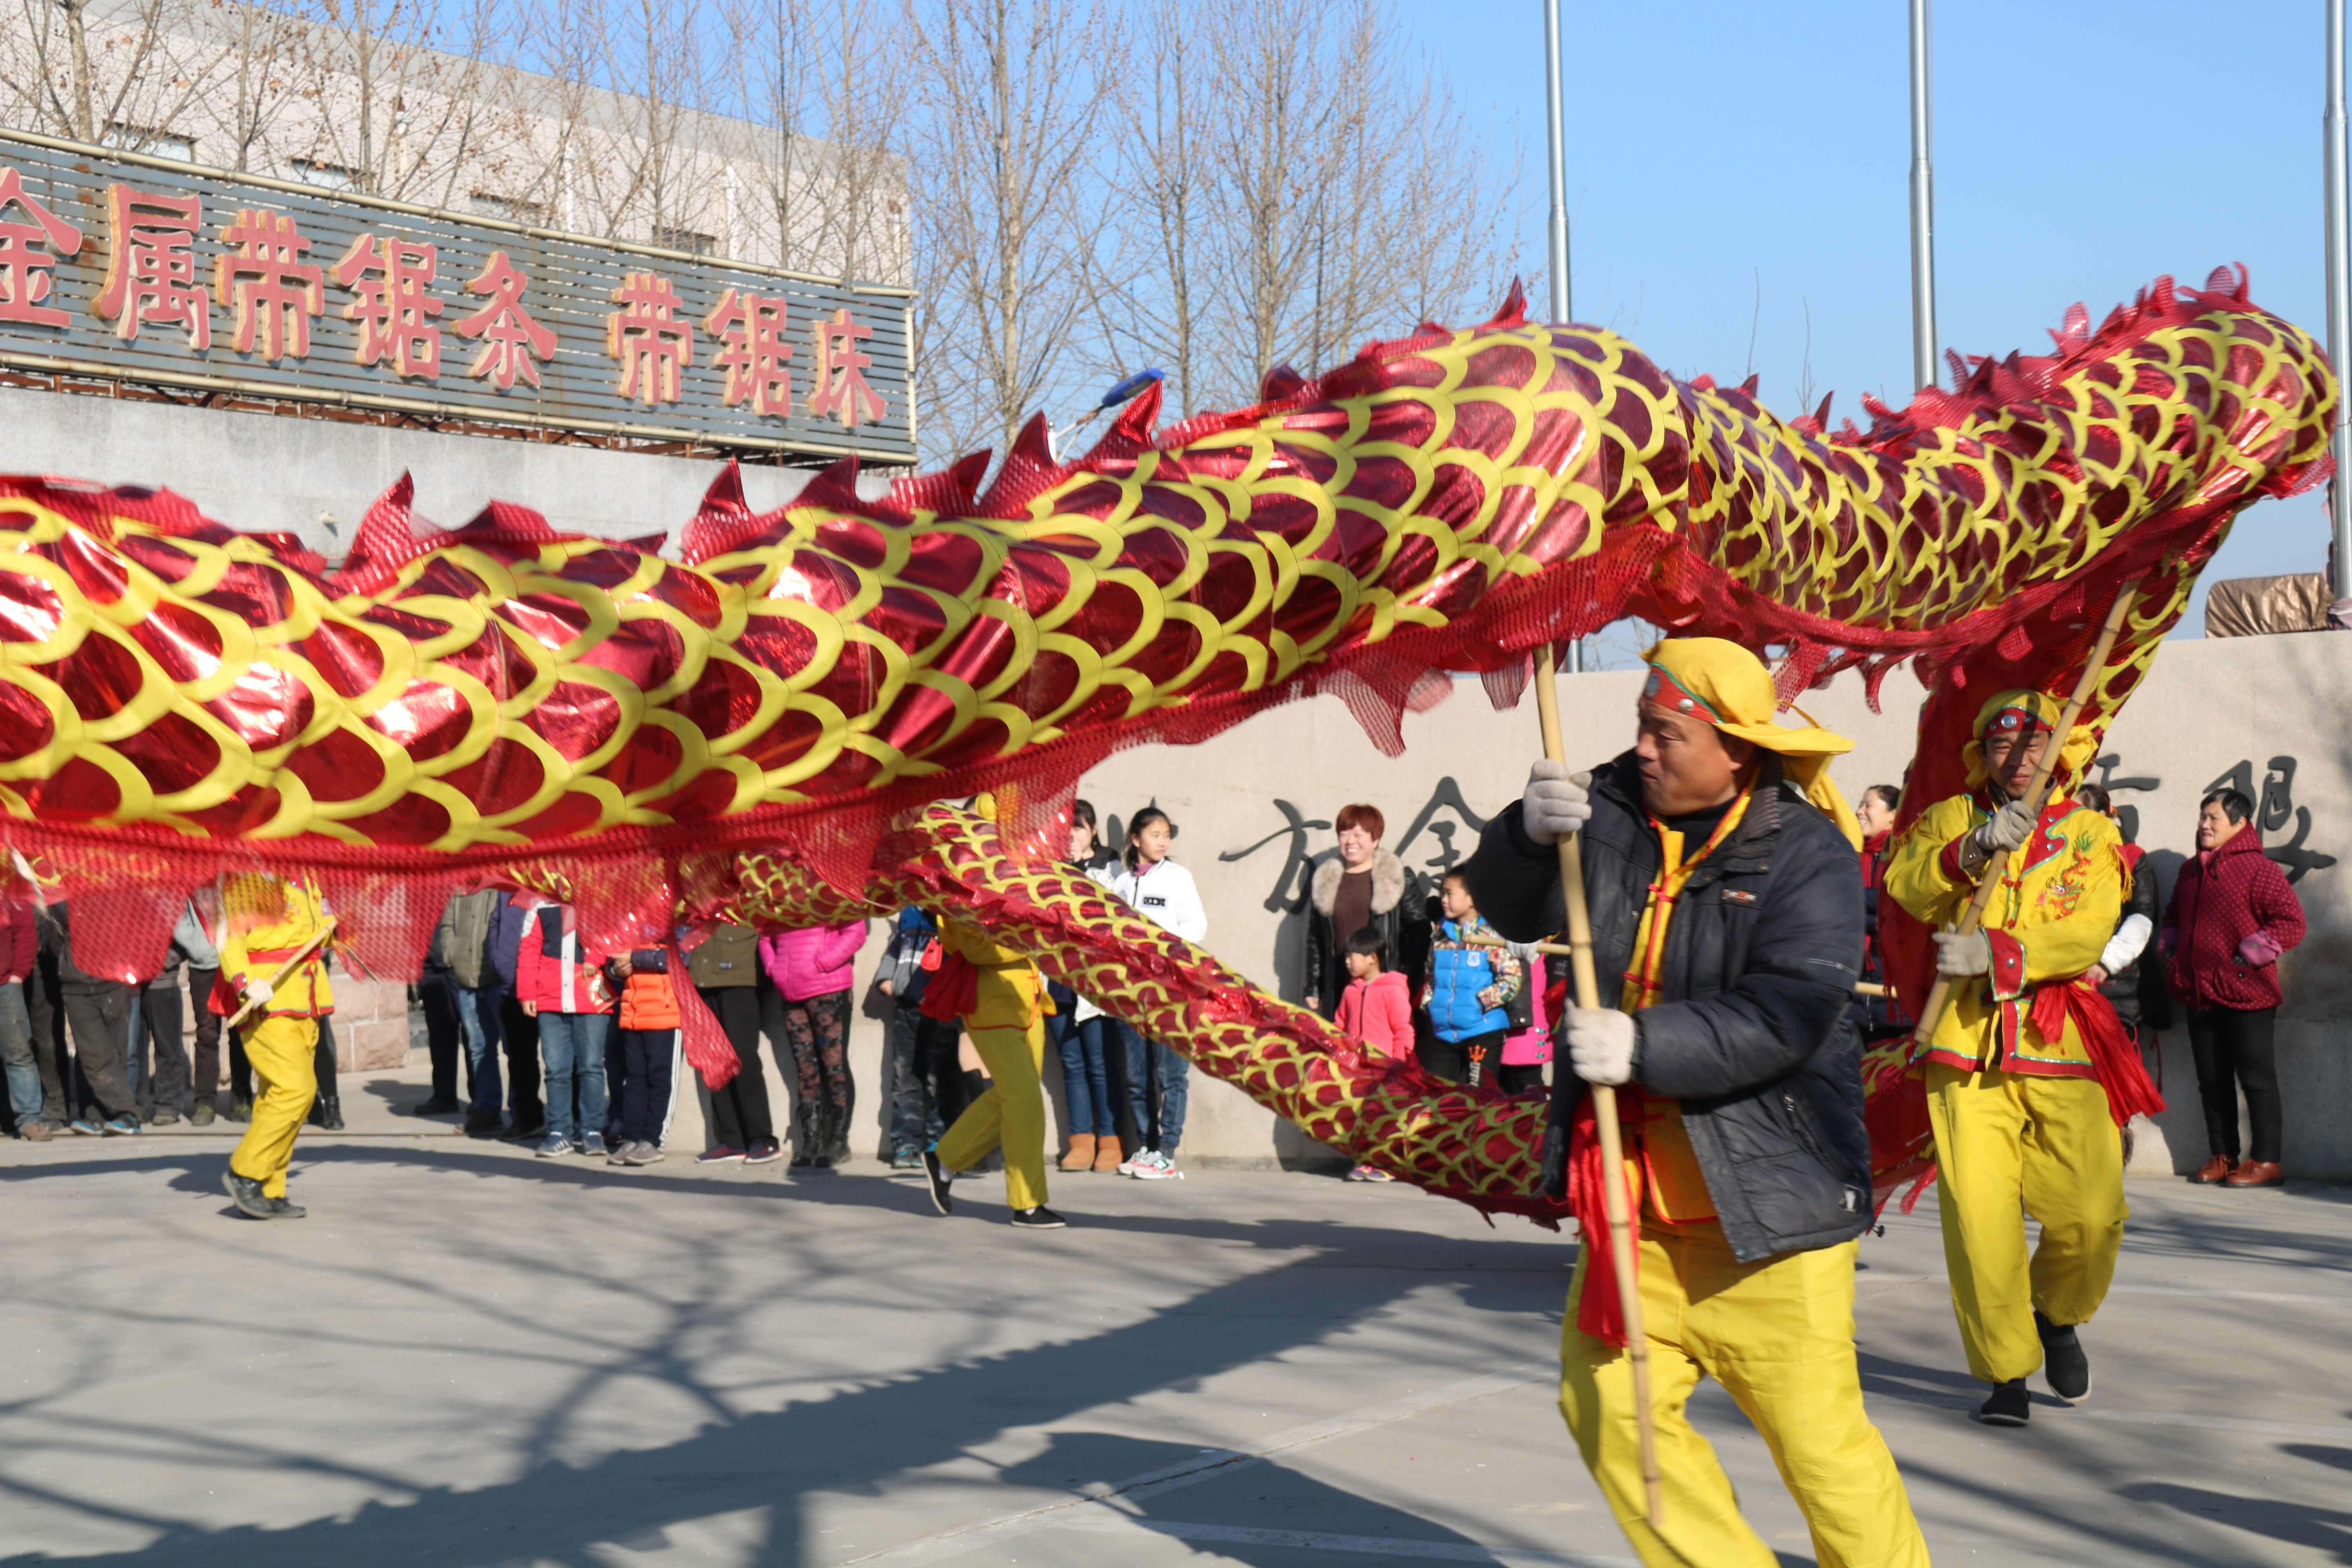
[515,903,617,1158]
[2,892,41,1140]
[1335,927,1412,1183]
[2161,787,2307,1188]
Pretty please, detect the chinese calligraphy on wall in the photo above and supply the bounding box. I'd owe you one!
[1218,777,1494,914]
[0,132,912,459]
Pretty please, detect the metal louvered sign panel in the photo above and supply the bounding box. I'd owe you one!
[0,128,915,462]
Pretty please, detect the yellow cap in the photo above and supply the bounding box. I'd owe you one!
[1640,638,1860,846]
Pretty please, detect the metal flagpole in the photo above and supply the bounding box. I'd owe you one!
[1907,0,1939,391]
[1543,0,1584,671]
[2327,0,2352,599]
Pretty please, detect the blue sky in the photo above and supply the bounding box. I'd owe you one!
[1394,0,2337,637]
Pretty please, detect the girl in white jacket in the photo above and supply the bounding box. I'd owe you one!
[1110,806,1201,1178]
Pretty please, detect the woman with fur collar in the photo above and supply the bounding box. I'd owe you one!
[1302,805,1433,1020]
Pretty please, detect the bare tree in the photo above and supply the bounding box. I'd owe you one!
[0,0,212,146]
[204,0,308,171]
[907,0,1106,461]
[1085,0,1204,417]
[282,0,531,208]
[712,0,907,278]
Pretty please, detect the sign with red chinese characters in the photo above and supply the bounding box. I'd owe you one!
[0,129,915,460]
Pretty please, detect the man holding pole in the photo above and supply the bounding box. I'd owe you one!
[1884,688,2131,1426]
[1466,638,1926,1568]
[216,873,335,1221]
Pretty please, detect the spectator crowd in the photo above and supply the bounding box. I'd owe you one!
[0,786,2308,1190]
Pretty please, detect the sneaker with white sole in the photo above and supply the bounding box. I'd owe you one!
[1130,1149,1182,1180]
[1115,1151,1147,1176]
[536,1132,575,1158]
[582,1131,607,1158]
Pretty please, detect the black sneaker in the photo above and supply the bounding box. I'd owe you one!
[2036,1310,2091,1402]
[221,1170,274,1220]
[922,1149,953,1215]
[268,1196,307,1219]
[1009,1205,1067,1230]
[1977,1378,2031,1426]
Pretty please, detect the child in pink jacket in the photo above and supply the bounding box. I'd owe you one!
[760,921,868,1167]
[1335,928,1412,1181]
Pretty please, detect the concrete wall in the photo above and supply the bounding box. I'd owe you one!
[0,387,886,551]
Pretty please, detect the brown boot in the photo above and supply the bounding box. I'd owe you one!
[2223,1159,2284,1188]
[1093,1137,1125,1173]
[2190,1153,2236,1185]
[1059,1132,1096,1172]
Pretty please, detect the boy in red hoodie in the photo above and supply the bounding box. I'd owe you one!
[1335,927,1411,1181]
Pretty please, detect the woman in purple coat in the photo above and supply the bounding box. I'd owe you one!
[2161,788,2307,1188]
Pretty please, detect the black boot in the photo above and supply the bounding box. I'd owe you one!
[1978,1378,2031,1426]
[315,1094,344,1131]
[2036,1310,2091,1402]
[811,1107,840,1170]
[790,1103,817,1167]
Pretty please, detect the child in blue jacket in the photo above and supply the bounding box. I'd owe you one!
[1419,869,1521,1087]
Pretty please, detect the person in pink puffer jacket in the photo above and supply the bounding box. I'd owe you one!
[760,920,869,1167]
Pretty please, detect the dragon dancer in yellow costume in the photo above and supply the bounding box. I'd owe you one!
[1885,690,2125,1427]
[1466,639,1927,1568]
[216,874,335,1222]
[920,797,1066,1230]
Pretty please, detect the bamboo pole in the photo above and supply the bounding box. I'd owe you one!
[1532,645,1663,1529]
[1904,579,2141,1054]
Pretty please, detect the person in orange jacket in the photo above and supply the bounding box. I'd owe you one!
[606,942,679,1165]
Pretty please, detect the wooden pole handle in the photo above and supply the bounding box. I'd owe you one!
[1904,579,2141,1054]
[1534,645,1663,1530]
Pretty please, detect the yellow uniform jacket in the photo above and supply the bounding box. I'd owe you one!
[1884,791,2121,1078]
[940,920,1043,1033]
[214,875,335,1019]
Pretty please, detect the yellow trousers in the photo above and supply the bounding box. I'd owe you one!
[228,1015,319,1200]
[1926,1062,2124,1383]
[936,1015,1048,1212]
[1561,1226,1928,1568]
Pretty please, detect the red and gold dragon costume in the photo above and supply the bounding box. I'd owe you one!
[0,269,2330,1221]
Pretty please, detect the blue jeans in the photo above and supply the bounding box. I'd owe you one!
[459,985,505,1119]
[536,1010,611,1142]
[1051,1011,1119,1137]
[0,980,37,1126]
[1119,1022,1189,1156]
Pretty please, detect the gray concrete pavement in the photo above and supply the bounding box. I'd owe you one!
[4,1058,2350,1567]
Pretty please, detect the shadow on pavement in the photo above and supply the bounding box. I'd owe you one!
[0,1150,1565,1568]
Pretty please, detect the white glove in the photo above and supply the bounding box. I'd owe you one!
[1933,930,1991,977]
[243,978,274,1006]
[1974,799,2037,854]
[1523,761,1594,846]
[1565,1006,1637,1086]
